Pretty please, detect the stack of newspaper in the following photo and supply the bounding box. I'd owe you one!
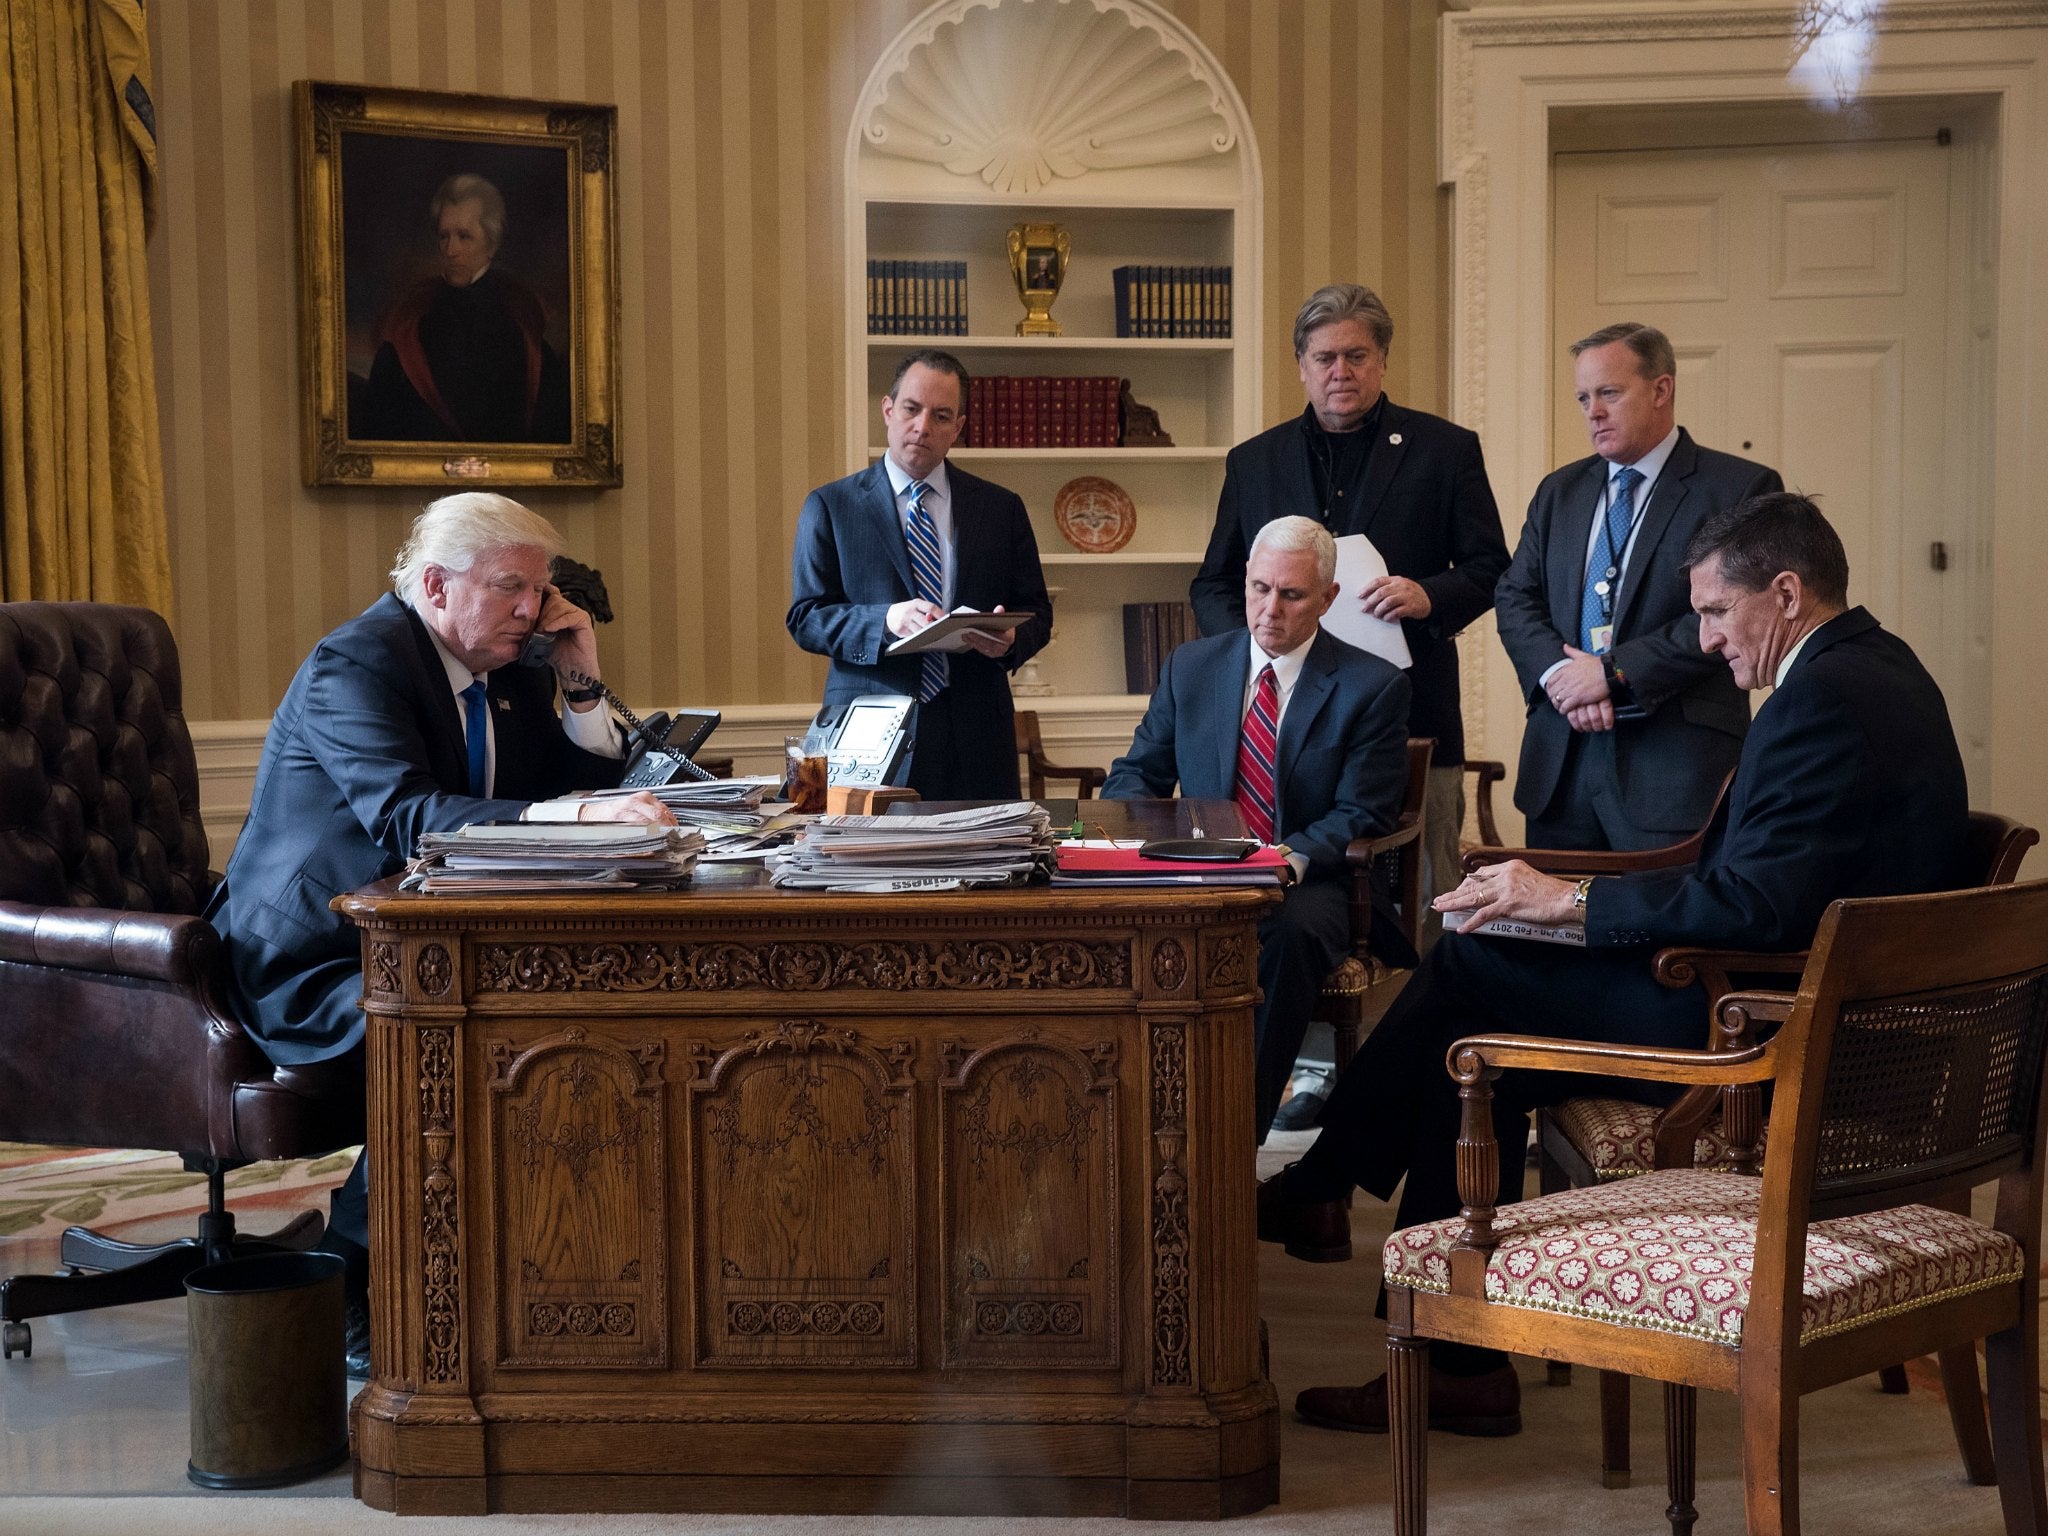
[402,822,707,894]
[767,802,1055,892]
[575,777,789,859]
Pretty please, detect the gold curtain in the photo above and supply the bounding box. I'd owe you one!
[0,0,170,607]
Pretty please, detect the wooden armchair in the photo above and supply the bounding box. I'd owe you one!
[1461,758,1505,852]
[1384,878,2048,1536]
[1014,709,1106,799]
[1323,738,1435,1073]
[1466,799,2035,1486]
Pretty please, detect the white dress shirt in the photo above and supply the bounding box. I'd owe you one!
[1541,424,1682,689]
[420,613,621,802]
[882,453,956,609]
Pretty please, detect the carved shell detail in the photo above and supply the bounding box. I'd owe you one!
[863,0,1234,195]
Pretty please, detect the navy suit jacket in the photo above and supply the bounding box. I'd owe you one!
[1103,628,1411,877]
[1495,428,1783,834]
[1189,402,1507,766]
[787,460,1052,778]
[209,594,625,1065]
[1589,607,1970,950]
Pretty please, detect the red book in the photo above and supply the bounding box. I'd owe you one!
[1053,844,1288,882]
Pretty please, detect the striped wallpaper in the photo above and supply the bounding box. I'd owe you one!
[145,0,1449,720]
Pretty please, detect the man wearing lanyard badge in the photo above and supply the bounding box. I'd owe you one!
[1494,322,1783,850]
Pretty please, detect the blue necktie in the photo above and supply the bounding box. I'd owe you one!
[1580,465,1643,652]
[904,479,949,702]
[461,680,488,797]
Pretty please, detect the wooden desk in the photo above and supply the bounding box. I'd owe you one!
[341,801,1281,1517]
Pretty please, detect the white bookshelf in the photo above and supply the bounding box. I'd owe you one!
[845,0,1261,700]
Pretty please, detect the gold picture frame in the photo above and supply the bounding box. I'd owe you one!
[294,81,621,488]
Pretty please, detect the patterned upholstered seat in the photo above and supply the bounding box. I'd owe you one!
[1549,1096,1768,1179]
[1384,1166,2020,1345]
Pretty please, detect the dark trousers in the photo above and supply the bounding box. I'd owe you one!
[905,688,1022,800]
[1255,877,1350,1141]
[1525,731,1673,853]
[1292,930,1703,1232]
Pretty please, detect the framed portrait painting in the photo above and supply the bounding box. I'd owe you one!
[294,81,621,487]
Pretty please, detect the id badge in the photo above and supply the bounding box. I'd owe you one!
[1588,624,1615,655]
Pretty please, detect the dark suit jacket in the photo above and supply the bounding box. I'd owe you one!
[1188,402,1508,766]
[1495,428,1782,833]
[1590,607,1970,950]
[786,460,1052,783]
[1103,628,1411,876]
[209,594,624,1065]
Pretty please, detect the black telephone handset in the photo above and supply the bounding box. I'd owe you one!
[517,628,716,786]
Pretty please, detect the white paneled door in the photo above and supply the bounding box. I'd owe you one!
[1553,137,1984,774]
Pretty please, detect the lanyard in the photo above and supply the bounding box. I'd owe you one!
[1590,469,1655,621]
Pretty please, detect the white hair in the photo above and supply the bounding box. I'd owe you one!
[389,493,564,605]
[1249,515,1338,587]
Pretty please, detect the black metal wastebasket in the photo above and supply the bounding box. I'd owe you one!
[185,1251,349,1488]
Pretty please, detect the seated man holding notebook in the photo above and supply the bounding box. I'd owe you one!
[1261,492,1970,1438]
[1103,516,1413,1141]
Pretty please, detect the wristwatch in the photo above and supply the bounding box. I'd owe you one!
[1572,876,1594,912]
[561,683,604,704]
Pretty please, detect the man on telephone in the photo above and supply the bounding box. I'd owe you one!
[206,491,670,1375]
[788,349,1053,799]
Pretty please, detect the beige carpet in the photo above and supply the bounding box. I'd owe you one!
[0,1133,2031,1534]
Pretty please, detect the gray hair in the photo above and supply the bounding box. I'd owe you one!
[1248,515,1338,587]
[430,173,506,252]
[1569,320,1677,383]
[1292,283,1393,357]
[390,493,564,605]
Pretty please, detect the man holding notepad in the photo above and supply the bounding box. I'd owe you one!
[788,348,1053,799]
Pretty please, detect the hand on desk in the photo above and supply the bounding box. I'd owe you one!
[582,791,677,827]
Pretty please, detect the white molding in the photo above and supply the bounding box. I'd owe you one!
[1439,0,2048,840]
[856,0,1238,195]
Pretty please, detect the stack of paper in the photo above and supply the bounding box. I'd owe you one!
[767,802,1055,892]
[402,822,707,894]
[575,777,790,859]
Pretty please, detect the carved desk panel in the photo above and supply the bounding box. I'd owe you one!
[340,813,1280,1519]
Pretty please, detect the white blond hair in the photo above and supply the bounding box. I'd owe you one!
[390,493,564,606]
[1249,515,1338,587]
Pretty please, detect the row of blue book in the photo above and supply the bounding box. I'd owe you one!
[1113,265,1232,339]
[867,260,968,335]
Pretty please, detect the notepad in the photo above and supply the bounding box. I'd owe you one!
[885,608,1036,656]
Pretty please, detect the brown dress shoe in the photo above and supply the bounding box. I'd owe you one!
[1255,1172,1351,1262]
[1295,1364,1522,1438]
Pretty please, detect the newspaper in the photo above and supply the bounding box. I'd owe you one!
[768,801,1055,891]
[403,822,706,893]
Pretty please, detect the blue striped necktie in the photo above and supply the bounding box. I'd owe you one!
[460,680,488,796]
[1580,465,1643,652]
[904,479,948,702]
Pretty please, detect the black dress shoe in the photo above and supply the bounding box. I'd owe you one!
[343,1298,371,1379]
[1255,1171,1351,1262]
[1296,1364,1522,1437]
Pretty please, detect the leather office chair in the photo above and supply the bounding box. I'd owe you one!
[1385,879,2048,1536]
[1015,708,1106,799]
[1322,738,1434,1074]
[0,603,361,1359]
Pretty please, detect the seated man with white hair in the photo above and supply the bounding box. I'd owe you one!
[207,491,672,1375]
[1104,515,1413,1142]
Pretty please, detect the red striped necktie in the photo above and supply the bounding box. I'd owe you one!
[1234,663,1279,845]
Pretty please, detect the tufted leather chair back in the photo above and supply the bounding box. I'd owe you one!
[0,603,213,913]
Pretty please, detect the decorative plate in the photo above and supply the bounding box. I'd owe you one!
[1052,476,1137,554]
